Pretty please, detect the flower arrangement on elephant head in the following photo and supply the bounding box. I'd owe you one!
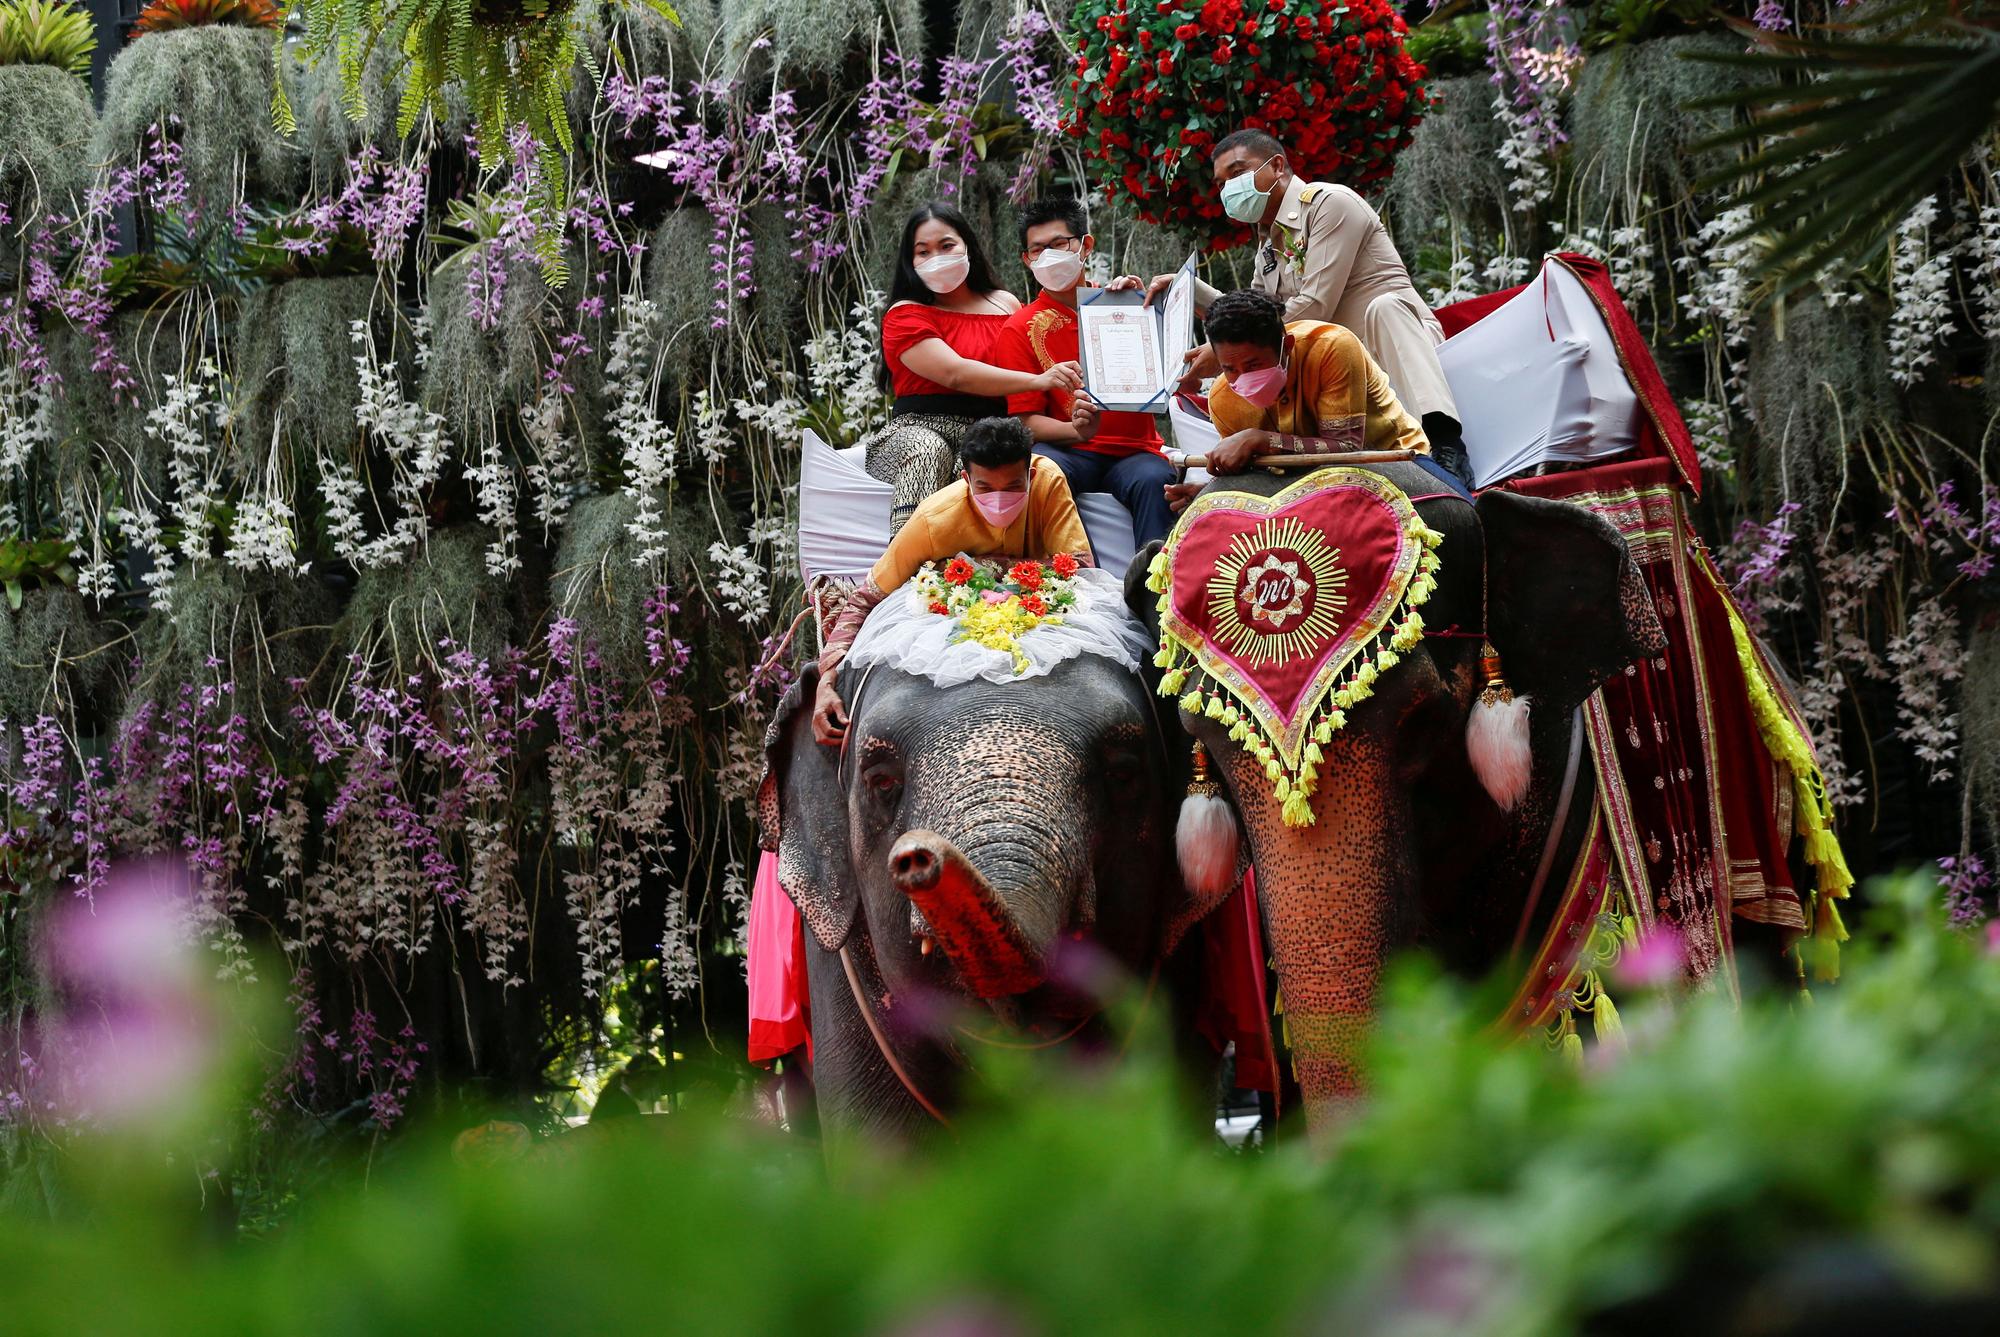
[913,554,1083,674]
[1062,0,1431,244]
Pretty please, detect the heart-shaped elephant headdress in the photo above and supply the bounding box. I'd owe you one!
[1147,467,1443,827]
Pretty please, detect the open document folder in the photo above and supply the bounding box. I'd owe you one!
[1076,254,1197,413]
[1436,257,1643,488]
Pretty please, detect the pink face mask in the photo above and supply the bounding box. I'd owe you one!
[971,487,1029,530]
[1232,362,1288,408]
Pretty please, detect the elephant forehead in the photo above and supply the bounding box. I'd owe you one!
[906,713,1092,787]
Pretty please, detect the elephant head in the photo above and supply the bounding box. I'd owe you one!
[1126,461,1664,1128]
[758,648,1184,1141]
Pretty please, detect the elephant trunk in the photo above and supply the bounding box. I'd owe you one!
[1212,727,1413,1133]
[890,830,1047,998]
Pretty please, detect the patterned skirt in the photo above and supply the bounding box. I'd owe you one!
[862,413,977,535]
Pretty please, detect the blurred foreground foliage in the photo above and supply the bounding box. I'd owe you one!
[7,871,2000,1334]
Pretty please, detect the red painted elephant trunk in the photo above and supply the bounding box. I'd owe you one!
[890,830,1047,998]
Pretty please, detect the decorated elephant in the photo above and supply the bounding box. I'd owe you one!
[1126,460,1671,1128]
[757,570,1201,1144]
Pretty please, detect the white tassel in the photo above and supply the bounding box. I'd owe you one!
[1178,790,1240,898]
[1176,742,1239,898]
[1467,639,1533,811]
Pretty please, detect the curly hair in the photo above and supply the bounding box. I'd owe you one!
[1203,289,1286,351]
[957,416,1034,470]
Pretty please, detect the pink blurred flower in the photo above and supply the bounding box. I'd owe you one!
[1611,924,1684,992]
[881,1296,1032,1337]
[28,860,217,1127]
[1986,920,2000,956]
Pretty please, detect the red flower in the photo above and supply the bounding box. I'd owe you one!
[1197,0,1240,33]
[944,557,976,586]
[1020,595,1049,617]
[928,601,949,616]
[1066,0,1429,238]
[1050,552,1081,579]
[1009,561,1046,592]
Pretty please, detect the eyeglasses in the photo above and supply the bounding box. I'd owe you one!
[1024,235,1081,260]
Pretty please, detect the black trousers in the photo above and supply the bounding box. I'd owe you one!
[1423,412,1474,490]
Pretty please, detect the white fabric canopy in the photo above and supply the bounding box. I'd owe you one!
[797,429,1141,582]
[840,566,1155,688]
[1437,259,1643,489]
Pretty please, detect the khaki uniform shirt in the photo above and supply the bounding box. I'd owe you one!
[1197,177,1459,421]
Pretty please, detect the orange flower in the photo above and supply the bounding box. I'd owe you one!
[1020,595,1049,617]
[1050,552,1080,579]
[1009,561,1045,592]
[943,557,977,586]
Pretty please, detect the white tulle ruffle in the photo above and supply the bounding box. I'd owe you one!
[842,566,1155,689]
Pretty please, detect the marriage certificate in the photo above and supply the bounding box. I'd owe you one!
[1076,255,1198,413]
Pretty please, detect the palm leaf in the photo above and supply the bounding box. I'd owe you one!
[1682,7,2000,288]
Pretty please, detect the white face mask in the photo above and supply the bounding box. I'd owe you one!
[916,252,971,294]
[1029,246,1085,292]
[1220,156,1278,224]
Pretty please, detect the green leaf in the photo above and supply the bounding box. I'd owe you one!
[1682,17,2000,290]
[7,581,23,612]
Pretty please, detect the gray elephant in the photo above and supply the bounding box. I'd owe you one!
[757,636,1200,1144]
[1125,459,1670,1129]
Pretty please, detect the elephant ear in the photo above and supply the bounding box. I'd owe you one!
[1475,490,1667,706]
[757,662,860,952]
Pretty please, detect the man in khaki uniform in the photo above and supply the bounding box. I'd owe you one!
[1151,128,1469,484]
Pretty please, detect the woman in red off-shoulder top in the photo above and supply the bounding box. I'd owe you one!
[865,202,1083,532]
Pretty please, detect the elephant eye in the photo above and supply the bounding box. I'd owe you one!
[1102,748,1144,791]
[862,764,904,808]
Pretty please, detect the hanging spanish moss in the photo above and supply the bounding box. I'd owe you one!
[234,276,383,456]
[1566,33,1750,227]
[0,586,122,731]
[722,0,926,78]
[1383,75,1512,253]
[0,64,95,278]
[92,26,302,210]
[334,524,528,671]
[1743,294,1901,514]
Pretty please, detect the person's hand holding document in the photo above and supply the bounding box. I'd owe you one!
[1077,254,1197,413]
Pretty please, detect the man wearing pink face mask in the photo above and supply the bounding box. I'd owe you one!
[813,417,1093,745]
[1160,289,1442,514]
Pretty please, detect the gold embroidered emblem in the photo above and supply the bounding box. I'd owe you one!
[1024,307,1070,371]
[1203,516,1348,669]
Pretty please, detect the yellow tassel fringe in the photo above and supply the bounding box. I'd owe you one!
[1720,597,1853,981]
[1151,503,1445,829]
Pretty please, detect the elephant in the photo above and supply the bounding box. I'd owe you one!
[1124,459,1668,1129]
[757,634,1199,1145]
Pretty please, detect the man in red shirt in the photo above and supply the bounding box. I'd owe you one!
[990,198,1178,547]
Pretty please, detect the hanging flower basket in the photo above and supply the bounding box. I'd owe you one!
[1061,0,1432,246]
